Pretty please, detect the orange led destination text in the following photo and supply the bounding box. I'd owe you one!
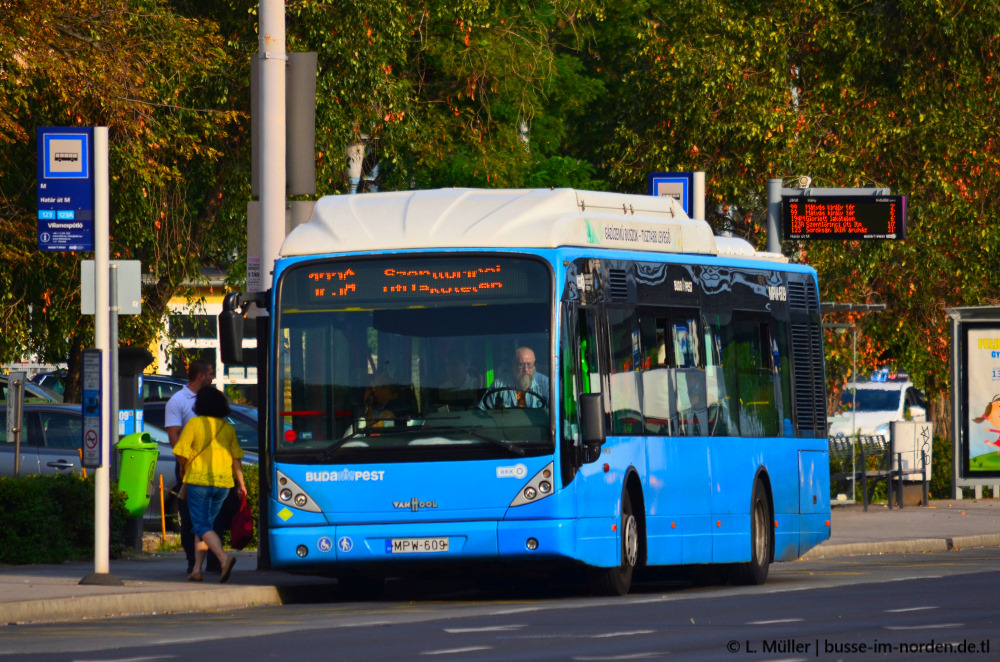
[383,265,504,296]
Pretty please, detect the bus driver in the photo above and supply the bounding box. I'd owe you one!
[479,346,549,409]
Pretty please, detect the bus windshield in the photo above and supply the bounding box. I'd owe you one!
[274,255,553,463]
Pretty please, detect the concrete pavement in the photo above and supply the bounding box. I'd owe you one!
[2,498,999,625]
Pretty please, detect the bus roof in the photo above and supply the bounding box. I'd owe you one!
[279,188,786,262]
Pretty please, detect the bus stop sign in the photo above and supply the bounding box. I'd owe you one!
[37,126,95,252]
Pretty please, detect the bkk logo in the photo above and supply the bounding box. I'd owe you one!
[496,463,528,479]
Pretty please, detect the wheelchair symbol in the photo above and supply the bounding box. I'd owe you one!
[317,537,333,553]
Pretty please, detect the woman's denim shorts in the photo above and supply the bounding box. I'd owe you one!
[186,484,230,537]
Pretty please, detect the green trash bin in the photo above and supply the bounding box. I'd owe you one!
[116,432,160,518]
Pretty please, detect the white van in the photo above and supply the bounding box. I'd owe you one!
[828,371,927,437]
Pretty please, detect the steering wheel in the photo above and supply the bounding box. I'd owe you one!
[481,386,549,409]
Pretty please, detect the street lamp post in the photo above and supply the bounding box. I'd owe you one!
[346,136,366,194]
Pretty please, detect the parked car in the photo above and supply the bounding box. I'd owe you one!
[143,401,260,455]
[827,370,928,438]
[1,403,187,526]
[31,372,191,403]
[30,369,68,396]
[140,374,188,403]
[2,401,256,531]
[29,371,190,403]
[1,375,64,404]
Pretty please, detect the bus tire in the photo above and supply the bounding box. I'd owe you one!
[730,479,772,586]
[587,489,639,596]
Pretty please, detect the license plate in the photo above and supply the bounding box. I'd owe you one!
[386,537,449,554]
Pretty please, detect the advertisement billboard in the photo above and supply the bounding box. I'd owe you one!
[963,325,1000,477]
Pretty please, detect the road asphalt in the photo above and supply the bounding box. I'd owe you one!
[2,498,999,626]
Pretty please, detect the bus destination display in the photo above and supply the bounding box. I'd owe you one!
[287,256,545,309]
[305,264,505,300]
[782,195,906,241]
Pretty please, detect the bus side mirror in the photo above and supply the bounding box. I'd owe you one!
[219,307,244,365]
[219,291,267,365]
[580,392,605,462]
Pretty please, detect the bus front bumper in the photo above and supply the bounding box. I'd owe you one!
[268,517,618,569]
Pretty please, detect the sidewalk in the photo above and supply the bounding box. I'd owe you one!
[802,497,1000,558]
[2,498,999,626]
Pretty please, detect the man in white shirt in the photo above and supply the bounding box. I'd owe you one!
[165,360,215,574]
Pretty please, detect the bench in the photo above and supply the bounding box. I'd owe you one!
[829,434,897,511]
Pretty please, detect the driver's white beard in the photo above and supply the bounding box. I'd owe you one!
[515,373,533,390]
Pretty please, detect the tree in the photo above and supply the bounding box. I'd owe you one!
[573,1,1000,435]
[0,0,246,395]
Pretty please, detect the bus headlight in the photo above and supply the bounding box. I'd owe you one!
[509,462,555,507]
[275,470,322,512]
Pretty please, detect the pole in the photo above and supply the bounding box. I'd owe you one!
[258,0,286,291]
[766,178,782,254]
[692,171,705,220]
[81,127,121,585]
[110,264,119,475]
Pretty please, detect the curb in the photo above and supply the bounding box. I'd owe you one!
[801,533,1000,560]
[0,586,285,625]
[0,582,337,626]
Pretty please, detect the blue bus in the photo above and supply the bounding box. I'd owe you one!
[219,188,830,595]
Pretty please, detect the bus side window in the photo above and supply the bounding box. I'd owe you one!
[732,314,780,437]
[639,313,670,436]
[607,307,643,435]
[580,310,601,396]
[704,315,737,436]
[560,304,581,443]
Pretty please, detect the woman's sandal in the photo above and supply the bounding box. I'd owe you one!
[220,556,237,583]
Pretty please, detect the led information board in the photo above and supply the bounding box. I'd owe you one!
[782,195,906,241]
[283,256,547,310]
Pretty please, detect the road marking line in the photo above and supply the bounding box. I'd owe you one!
[747,618,804,624]
[885,606,938,613]
[491,606,545,615]
[444,625,526,633]
[884,623,963,630]
[421,646,492,655]
[592,630,655,638]
[572,654,668,660]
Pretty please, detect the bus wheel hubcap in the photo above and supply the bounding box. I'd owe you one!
[623,514,638,568]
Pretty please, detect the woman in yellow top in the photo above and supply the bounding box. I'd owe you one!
[173,386,246,583]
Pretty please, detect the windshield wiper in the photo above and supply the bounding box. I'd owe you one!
[316,420,415,462]
[318,421,525,460]
[415,425,526,457]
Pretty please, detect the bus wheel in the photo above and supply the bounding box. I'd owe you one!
[730,480,772,586]
[587,490,639,596]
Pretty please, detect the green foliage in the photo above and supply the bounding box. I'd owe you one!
[929,435,953,499]
[0,0,246,374]
[0,474,128,564]
[3,0,1000,423]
